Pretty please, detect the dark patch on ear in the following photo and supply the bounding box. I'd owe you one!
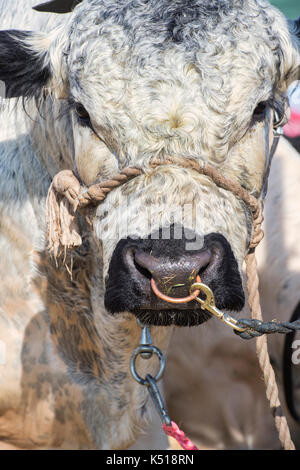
[0,30,51,99]
[33,0,82,14]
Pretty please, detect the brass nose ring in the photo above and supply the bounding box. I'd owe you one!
[150,275,201,304]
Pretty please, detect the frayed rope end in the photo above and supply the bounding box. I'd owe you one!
[46,170,83,257]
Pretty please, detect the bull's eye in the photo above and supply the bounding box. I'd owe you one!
[74,103,91,124]
[253,101,267,121]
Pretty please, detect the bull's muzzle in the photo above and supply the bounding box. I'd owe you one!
[105,230,245,327]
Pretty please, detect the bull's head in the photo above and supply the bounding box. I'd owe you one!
[0,0,299,326]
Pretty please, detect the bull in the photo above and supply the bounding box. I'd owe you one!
[0,0,299,449]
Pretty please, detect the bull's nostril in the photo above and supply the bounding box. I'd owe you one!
[123,247,155,283]
[133,258,152,280]
[133,250,161,278]
[198,259,210,276]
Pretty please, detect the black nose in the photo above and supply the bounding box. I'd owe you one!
[104,232,245,326]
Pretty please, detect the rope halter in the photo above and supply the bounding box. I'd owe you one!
[46,154,263,256]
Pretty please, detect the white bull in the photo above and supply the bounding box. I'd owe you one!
[0,0,300,450]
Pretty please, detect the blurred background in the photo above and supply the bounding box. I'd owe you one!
[270,0,298,19]
[270,0,300,152]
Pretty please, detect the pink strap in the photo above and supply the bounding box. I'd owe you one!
[162,421,199,450]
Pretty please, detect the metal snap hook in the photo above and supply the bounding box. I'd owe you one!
[190,281,247,333]
[129,323,171,426]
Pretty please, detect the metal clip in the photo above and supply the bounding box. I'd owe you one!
[190,281,247,333]
[145,374,171,426]
[273,126,284,137]
[137,320,153,359]
[130,321,171,426]
[273,110,285,137]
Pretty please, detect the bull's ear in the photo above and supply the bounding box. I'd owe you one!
[0,30,51,99]
[33,0,82,13]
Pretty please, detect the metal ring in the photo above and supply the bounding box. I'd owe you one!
[151,275,201,304]
[130,345,166,385]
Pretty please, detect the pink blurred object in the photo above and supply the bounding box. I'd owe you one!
[162,420,199,450]
[284,110,300,138]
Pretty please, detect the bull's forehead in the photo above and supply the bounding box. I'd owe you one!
[65,0,288,161]
[67,0,284,88]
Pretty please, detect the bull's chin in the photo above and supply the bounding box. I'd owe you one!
[107,289,245,326]
[130,307,212,327]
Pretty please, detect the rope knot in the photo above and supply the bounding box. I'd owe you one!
[46,170,83,257]
[46,167,143,256]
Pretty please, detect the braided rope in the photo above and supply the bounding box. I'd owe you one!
[246,252,295,450]
[162,421,199,450]
[45,155,295,449]
[235,319,300,339]
[77,167,143,207]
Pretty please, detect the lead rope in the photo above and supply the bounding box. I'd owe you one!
[45,154,295,450]
[246,251,295,450]
[162,422,199,450]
